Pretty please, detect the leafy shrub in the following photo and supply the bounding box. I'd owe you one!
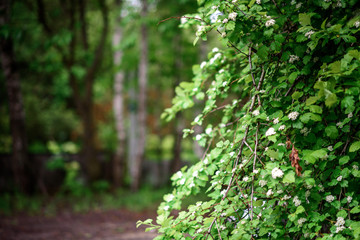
[139,0,360,239]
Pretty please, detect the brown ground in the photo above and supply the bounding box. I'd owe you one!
[0,209,158,240]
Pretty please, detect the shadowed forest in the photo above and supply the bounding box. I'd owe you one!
[0,0,217,239]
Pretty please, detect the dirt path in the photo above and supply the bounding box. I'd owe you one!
[0,209,158,240]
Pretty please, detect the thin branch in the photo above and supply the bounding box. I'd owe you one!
[250,123,259,221]
[214,219,223,240]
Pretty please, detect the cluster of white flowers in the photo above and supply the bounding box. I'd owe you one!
[243,194,248,198]
[256,0,261,4]
[223,18,228,24]
[293,196,302,206]
[305,30,315,39]
[337,176,343,181]
[348,112,353,118]
[353,165,359,170]
[189,182,195,188]
[181,16,188,25]
[209,52,222,65]
[265,19,276,27]
[205,128,212,135]
[204,158,208,165]
[278,125,286,131]
[164,205,170,211]
[221,32,226,38]
[167,194,174,202]
[271,167,284,179]
[298,218,307,226]
[336,121,343,128]
[318,184,324,192]
[193,170,198,178]
[288,111,299,120]
[289,55,300,63]
[327,145,333,151]
[347,196,353,203]
[179,178,185,185]
[210,10,223,23]
[196,228,203,234]
[228,12,237,21]
[195,134,202,141]
[300,127,311,136]
[296,2,302,8]
[232,0,237,3]
[335,217,346,233]
[266,189,274,197]
[266,127,276,136]
[277,190,283,194]
[259,179,267,187]
[354,21,360,28]
[200,61,206,69]
[253,169,259,174]
[196,25,205,37]
[283,195,292,200]
[243,176,249,182]
[252,109,260,116]
[273,118,279,124]
[326,195,335,203]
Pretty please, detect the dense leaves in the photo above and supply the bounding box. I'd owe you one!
[139,0,360,239]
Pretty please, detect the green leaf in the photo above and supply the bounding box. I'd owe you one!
[226,21,235,31]
[339,156,350,165]
[295,205,305,214]
[325,93,337,107]
[309,105,323,114]
[325,126,339,139]
[350,206,360,214]
[299,13,311,26]
[306,96,319,106]
[283,171,295,183]
[257,45,269,60]
[289,72,298,83]
[299,113,321,123]
[292,91,303,100]
[349,141,360,152]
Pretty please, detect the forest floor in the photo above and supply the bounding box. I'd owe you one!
[0,208,158,240]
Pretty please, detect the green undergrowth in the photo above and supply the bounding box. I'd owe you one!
[0,186,172,216]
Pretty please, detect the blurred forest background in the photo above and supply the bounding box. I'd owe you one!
[0,0,219,215]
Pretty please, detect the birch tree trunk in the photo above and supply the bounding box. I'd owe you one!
[112,0,126,188]
[0,0,28,192]
[132,0,148,191]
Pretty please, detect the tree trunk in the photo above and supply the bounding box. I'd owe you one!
[0,0,28,192]
[112,0,126,188]
[132,0,148,191]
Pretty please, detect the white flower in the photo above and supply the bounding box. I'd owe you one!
[327,146,333,151]
[266,127,276,136]
[296,3,302,8]
[189,182,195,188]
[221,32,226,38]
[293,196,302,206]
[354,21,360,28]
[283,195,292,200]
[220,225,226,230]
[271,167,284,179]
[336,122,343,128]
[335,217,345,227]
[278,143,285,146]
[216,171,220,175]
[304,233,310,238]
[232,0,237,3]
[265,19,276,27]
[348,112,353,118]
[318,184,324,192]
[253,169,259,174]
[243,194,248,198]
[326,195,335,203]
[305,30,315,39]
[252,109,260,116]
[167,194,174,202]
[336,1,342,7]
[221,189,227,197]
[277,190,283,194]
[176,171,183,178]
[289,55,300,63]
[164,205,170,211]
[279,125,286,131]
[347,196,353,203]
[273,118,279,124]
[291,0,296,4]
[181,17,188,25]
[256,0,261,4]
[336,226,346,233]
[259,180,267,187]
[204,158,208,165]
[298,218,307,225]
[212,47,219,53]
[243,176,249,182]
[223,18,228,24]
[288,111,299,120]
[205,128,212,135]
[200,61,206,69]
[196,228,203,234]
[179,178,185,185]
[266,189,274,197]
[353,165,359,170]
[230,152,235,157]
[210,10,223,23]
[195,134,202,141]
[196,26,205,37]
[228,12,238,21]
[337,176,343,181]
[193,171,198,178]
[259,89,266,93]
